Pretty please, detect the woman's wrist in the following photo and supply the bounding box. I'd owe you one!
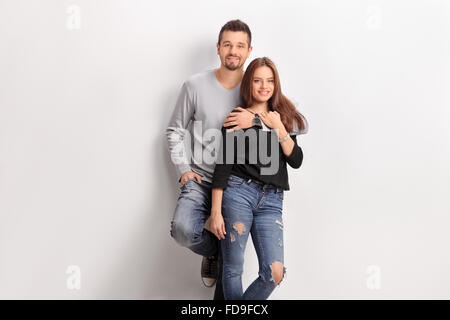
[211,208,222,216]
[276,125,288,139]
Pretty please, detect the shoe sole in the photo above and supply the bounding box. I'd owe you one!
[202,277,216,287]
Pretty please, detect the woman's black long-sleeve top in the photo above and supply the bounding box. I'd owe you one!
[211,120,303,191]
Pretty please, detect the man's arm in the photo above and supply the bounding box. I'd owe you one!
[165,82,195,182]
[223,107,262,131]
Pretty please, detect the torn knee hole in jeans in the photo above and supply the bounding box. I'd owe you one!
[270,261,286,286]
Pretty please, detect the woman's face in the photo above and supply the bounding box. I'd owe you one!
[251,66,275,103]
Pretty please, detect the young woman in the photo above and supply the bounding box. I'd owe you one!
[208,57,308,300]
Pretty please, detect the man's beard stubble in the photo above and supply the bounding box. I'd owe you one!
[224,57,242,71]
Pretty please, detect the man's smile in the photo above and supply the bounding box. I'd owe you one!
[226,56,240,62]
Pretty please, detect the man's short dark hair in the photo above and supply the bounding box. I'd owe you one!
[218,19,252,47]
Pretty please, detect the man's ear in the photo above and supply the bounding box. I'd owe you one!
[216,42,220,55]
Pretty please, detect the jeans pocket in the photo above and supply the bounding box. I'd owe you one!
[227,175,246,187]
[180,178,195,190]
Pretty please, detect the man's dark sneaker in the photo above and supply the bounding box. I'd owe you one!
[213,249,224,300]
[201,255,219,287]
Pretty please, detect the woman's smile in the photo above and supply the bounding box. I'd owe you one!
[258,90,271,96]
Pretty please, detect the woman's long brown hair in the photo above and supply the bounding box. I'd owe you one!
[240,57,308,134]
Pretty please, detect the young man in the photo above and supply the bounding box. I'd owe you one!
[166,20,261,299]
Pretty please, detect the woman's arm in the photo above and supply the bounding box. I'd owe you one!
[209,126,235,239]
[209,187,226,240]
[211,126,235,189]
[276,126,303,168]
[276,125,295,157]
[259,111,304,169]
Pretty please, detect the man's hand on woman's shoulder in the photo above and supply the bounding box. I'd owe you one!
[223,107,256,131]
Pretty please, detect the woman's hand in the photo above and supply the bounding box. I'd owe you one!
[209,188,226,240]
[259,111,284,131]
[209,211,226,240]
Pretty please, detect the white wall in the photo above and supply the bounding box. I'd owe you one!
[0,0,449,299]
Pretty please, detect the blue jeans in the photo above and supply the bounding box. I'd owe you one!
[170,178,218,257]
[221,175,286,300]
[170,178,224,300]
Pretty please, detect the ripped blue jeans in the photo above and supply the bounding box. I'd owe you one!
[221,174,286,300]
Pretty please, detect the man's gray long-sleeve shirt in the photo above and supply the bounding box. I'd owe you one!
[166,70,242,183]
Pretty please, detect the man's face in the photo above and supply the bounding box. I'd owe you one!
[217,31,252,71]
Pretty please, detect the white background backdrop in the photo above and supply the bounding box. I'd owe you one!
[1,0,449,299]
